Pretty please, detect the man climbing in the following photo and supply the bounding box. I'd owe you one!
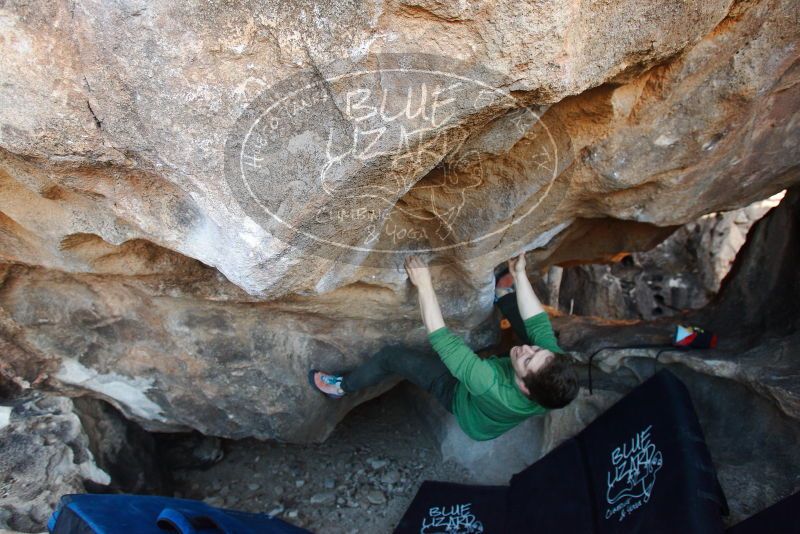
[309,254,578,441]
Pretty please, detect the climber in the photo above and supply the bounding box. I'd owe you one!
[309,254,578,441]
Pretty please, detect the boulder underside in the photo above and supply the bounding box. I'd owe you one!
[0,0,799,442]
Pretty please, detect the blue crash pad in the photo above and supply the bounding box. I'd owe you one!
[48,493,310,534]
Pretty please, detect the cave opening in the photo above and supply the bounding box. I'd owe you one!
[548,191,786,322]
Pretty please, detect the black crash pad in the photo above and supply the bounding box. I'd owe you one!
[397,370,729,533]
[394,481,507,533]
[725,490,800,533]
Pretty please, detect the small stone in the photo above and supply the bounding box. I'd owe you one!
[248,483,260,491]
[346,499,360,508]
[366,489,386,505]
[367,458,388,470]
[295,479,305,488]
[274,486,284,496]
[310,491,336,505]
[268,504,284,516]
[323,478,335,489]
[219,486,229,496]
[336,497,345,505]
[287,509,299,519]
[204,496,223,507]
[380,470,400,485]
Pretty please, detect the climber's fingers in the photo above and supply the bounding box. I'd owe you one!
[404,255,431,287]
[508,252,526,274]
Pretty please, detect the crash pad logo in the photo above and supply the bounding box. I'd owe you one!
[604,424,663,522]
[224,53,559,266]
[420,503,484,533]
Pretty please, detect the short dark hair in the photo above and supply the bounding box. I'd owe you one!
[522,354,578,409]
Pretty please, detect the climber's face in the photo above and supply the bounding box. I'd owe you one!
[510,344,554,379]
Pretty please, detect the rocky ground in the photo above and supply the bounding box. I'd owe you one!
[0,394,110,532]
[168,387,469,533]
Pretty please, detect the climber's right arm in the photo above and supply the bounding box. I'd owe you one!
[405,255,445,333]
[405,255,497,394]
[427,327,498,395]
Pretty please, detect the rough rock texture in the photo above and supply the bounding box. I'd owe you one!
[0,0,798,440]
[557,193,784,320]
[71,397,165,494]
[0,394,109,532]
[545,187,800,415]
[0,260,496,440]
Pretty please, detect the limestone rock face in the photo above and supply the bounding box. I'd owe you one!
[0,0,798,440]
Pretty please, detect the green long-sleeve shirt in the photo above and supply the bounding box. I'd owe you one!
[427,311,563,441]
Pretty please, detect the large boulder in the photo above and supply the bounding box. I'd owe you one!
[0,0,798,440]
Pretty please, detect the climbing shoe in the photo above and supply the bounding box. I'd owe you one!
[309,370,346,398]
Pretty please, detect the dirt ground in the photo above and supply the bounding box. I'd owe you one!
[170,387,469,533]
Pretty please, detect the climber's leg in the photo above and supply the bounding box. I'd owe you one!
[309,370,346,398]
[337,345,456,412]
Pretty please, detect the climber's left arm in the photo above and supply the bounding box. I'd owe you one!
[405,255,445,333]
[404,255,497,394]
[509,253,545,321]
[510,253,563,353]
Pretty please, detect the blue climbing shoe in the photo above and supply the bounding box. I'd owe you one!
[309,370,346,399]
